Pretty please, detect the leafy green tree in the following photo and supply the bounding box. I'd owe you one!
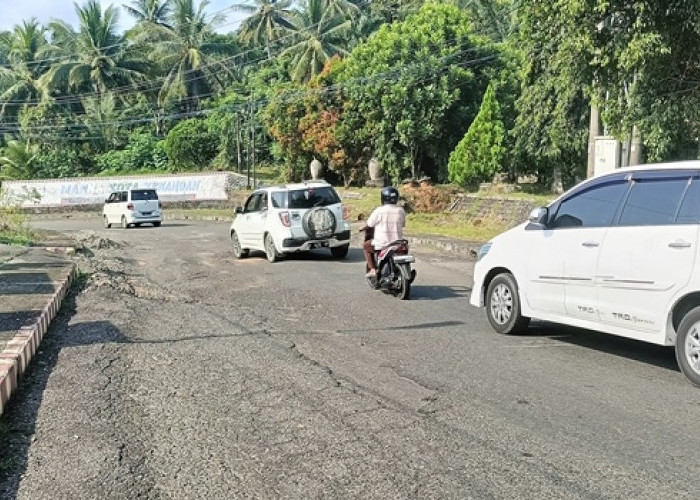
[281,0,351,83]
[39,0,146,97]
[337,2,495,182]
[448,83,505,185]
[513,1,700,187]
[512,1,592,187]
[163,117,217,168]
[96,128,169,173]
[587,1,700,161]
[261,83,308,180]
[33,147,86,178]
[234,0,296,59]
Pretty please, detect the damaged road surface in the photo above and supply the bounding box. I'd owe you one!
[1,219,699,498]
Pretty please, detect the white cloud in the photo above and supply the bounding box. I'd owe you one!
[0,0,244,34]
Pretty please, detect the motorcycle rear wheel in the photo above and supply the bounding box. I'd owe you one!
[394,264,411,300]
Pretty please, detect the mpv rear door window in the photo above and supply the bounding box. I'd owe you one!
[131,189,158,201]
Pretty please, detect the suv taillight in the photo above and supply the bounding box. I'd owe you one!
[158,201,162,209]
[127,203,134,211]
[279,211,291,227]
[342,205,348,220]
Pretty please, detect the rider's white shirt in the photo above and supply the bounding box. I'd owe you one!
[367,204,406,249]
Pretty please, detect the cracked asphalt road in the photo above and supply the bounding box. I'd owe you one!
[1,218,699,498]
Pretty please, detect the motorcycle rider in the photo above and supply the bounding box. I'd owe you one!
[361,186,406,277]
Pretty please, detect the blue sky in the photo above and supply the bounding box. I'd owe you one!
[0,0,246,34]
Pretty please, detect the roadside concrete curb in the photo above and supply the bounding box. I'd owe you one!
[0,261,76,417]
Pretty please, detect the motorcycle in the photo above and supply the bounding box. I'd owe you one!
[362,226,416,300]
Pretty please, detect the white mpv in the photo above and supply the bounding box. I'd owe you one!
[103,188,163,228]
[470,161,700,387]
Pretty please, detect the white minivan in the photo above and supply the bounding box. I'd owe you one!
[103,189,163,229]
[470,161,700,386]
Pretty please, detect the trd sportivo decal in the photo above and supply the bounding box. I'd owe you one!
[610,312,654,325]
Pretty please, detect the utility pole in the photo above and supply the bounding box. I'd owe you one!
[587,104,601,178]
[250,98,256,189]
[246,97,251,189]
[629,125,643,166]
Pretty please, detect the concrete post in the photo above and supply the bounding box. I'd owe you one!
[587,105,601,178]
[629,125,643,166]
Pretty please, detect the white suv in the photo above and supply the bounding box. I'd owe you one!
[103,189,163,228]
[230,181,351,262]
[470,161,700,386]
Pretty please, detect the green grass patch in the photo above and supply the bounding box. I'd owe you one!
[0,206,36,246]
[406,212,509,242]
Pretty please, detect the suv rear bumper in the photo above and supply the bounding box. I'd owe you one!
[282,230,351,251]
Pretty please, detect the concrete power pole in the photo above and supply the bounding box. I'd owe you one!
[587,104,601,178]
[629,125,643,166]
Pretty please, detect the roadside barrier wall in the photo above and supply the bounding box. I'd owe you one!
[0,171,247,208]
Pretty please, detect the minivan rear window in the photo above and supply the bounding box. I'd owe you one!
[288,187,340,209]
[132,190,158,201]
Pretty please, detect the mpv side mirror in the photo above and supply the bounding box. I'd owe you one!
[528,207,549,226]
[235,206,243,214]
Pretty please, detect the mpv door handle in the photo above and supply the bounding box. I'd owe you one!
[668,240,691,249]
[581,241,599,248]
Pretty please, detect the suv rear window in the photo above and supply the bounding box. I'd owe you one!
[288,187,340,209]
[131,189,158,201]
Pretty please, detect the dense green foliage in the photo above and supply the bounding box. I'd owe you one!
[2,0,700,191]
[163,118,218,167]
[96,128,169,173]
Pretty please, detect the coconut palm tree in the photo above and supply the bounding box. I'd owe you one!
[0,19,49,118]
[234,0,296,59]
[0,136,39,180]
[281,0,351,83]
[124,0,174,27]
[323,0,360,20]
[39,0,146,99]
[137,0,232,108]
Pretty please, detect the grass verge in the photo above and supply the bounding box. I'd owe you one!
[0,207,36,246]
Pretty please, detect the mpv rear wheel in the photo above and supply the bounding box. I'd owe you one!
[485,273,530,334]
[103,216,111,229]
[121,216,129,229]
[675,306,700,387]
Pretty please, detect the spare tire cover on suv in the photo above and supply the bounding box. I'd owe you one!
[302,207,337,239]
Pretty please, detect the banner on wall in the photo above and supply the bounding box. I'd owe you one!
[0,172,233,207]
